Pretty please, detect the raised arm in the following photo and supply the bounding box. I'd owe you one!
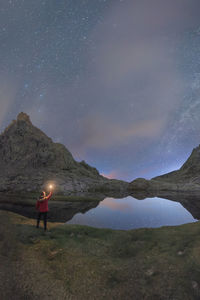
[45,191,53,201]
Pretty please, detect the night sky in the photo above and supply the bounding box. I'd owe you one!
[1,0,200,182]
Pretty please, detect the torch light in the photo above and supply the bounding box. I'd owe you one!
[49,184,53,190]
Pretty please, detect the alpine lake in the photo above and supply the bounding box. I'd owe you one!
[0,191,199,230]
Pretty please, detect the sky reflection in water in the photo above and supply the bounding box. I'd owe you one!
[67,196,198,230]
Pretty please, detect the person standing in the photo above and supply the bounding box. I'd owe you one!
[36,189,53,231]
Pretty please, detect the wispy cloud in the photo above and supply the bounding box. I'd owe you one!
[0,75,18,130]
[101,169,130,180]
[64,0,199,157]
[76,116,164,150]
[100,197,132,212]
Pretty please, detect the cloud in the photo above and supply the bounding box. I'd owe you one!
[101,170,119,179]
[20,0,199,170]
[76,116,164,150]
[65,0,200,156]
[101,169,130,180]
[100,197,132,212]
[0,75,18,130]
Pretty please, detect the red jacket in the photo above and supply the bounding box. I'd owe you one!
[36,191,52,212]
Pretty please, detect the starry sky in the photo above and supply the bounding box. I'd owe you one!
[1,0,200,182]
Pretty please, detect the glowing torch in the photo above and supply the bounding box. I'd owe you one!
[49,184,54,191]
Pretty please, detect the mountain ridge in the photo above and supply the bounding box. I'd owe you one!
[0,112,128,194]
[129,144,200,192]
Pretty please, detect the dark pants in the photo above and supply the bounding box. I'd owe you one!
[37,212,47,230]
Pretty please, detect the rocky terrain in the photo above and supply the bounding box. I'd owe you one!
[129,144,200,193]
[0,112,128,195]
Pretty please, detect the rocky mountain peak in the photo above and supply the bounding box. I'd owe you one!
[0,112,77,172]
[151,145,200,184]
[129,143,200,194]
[0,113,129,194]
[17,112,31,123]
[0,113,110,193]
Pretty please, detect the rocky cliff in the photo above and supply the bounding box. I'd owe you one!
[129,145,200,192]
[0,113,128,194]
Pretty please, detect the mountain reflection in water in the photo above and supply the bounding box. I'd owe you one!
[0,192,199,229]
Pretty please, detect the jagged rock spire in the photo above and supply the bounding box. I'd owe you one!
[17,112,31,123]
[0,112,106,193]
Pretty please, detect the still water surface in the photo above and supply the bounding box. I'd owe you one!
[67,196,198,230]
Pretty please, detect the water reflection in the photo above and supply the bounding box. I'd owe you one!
[0,191,199,229]
[0,198,100,222]
[131,191,200,220]
[100,197,132,211]
[67,196,198,229]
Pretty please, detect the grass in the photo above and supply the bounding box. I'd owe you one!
[1,210,200,299]
[0,191,102,203]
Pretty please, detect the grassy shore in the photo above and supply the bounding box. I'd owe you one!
[0,191,102,200]
[0,192,102,208]
[0,210,200,299]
